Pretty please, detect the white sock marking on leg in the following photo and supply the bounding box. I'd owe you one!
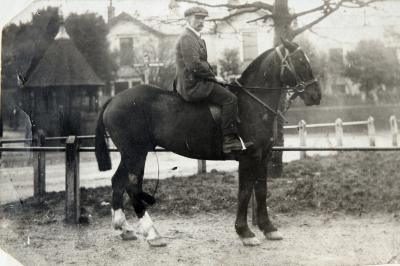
[138,212,160,240]
[112,209,133,231]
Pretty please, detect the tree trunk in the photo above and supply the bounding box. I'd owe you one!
[269,0,293,177]
[273,0,293,45]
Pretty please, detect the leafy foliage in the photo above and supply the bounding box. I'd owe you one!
[1,7,61,89]
[1,7,116,90]
[344,39,400,93]
[150,37,176,89]
[218,48,240,76]
[65,13,117,82]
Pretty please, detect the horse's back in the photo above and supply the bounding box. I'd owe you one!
[104,85,223,160]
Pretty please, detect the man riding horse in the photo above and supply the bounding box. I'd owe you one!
[175,6,253,154]
[95,5,321,247]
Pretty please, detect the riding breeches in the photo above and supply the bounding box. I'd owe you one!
[204,84,238,136]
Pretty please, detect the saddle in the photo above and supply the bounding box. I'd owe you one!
[172,79,222,125]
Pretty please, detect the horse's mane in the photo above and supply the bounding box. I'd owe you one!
[238,48,275,83]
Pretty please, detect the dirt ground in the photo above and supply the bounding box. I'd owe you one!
[1,211,400,266]
[1,152,400,266]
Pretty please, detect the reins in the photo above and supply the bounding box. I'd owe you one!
[223,80,289,123]
[214,45,318,123]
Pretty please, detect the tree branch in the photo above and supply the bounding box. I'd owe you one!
[291,4,325,19]
[291,0,383,37]
[342,0,385,7]
[246,14,274,23]
[175,0,273,12]
[208,7,261,22]
[291,0,345,37]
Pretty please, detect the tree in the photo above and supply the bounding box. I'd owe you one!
[2,7,61,90]
[153,37,177,89]
[1,7,116,91]
[175,0,385,176]
[218,48,240,77]
[176,0,383,44]
[344,39,399,98]
[65,13,117,82]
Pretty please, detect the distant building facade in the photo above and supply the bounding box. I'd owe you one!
[107,11,177,94]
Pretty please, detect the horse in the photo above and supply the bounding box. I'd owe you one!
[95,39,321,247]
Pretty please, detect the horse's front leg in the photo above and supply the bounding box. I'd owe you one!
[253,153,283,240]
[235,156,261,246]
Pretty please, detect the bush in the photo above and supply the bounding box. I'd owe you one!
[218,48,240,77]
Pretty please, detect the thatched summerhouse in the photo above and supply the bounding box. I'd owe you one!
[23,23,104,136]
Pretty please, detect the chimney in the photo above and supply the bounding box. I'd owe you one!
[108,0,115,23]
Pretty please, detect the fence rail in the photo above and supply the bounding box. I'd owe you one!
[0,115,399,224]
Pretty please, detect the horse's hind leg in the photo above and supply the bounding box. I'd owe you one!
[123,150,167,247]
[111,162,137,240]
[254,153,282,240]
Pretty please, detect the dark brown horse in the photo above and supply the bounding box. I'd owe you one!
[95,39,321,247]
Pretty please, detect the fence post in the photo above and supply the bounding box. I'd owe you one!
[197,160,206,174]
[367,116,376,147]
[65,136,80,224]
[335,118,343,147]
[390,115,398,147]
[33,129,46,197]
[299,120,307,159]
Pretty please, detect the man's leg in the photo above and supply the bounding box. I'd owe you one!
[206,84,238,135]
[205,84,253,153]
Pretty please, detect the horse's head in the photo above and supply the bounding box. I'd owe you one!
[279,39,321,106]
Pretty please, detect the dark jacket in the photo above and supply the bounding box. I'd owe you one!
[175,28,217,101]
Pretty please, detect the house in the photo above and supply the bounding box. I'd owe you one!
[104,0,275,93]
[106,10,178,94]
[5,0,400,97]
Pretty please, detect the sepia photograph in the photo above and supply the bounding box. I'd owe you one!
[0,0,399,265]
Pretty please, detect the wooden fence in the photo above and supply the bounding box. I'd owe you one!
[0,115,399,224]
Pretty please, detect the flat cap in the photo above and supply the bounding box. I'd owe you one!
[184,6,209,17]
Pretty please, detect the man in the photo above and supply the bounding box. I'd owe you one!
[175,6,253,154]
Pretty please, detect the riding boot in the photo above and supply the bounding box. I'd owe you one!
[223,134,253,154]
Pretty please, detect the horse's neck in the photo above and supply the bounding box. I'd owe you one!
[238,55,283,115]
[240,51,280,88]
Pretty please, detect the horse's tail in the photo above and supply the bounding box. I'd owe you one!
[95,98,113,171]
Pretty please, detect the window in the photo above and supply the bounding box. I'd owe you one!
[120,37,133,66]
[242,32,258,63]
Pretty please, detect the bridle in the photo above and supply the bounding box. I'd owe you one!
[275,45,318,111]
[218,45,318,122]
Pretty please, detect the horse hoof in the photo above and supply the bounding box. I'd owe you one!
[147,237,168,247]
[265,231,283,240]
[120,230,138,241]
[241,237,261,246]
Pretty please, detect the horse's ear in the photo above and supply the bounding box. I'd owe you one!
[281,37,298,52]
